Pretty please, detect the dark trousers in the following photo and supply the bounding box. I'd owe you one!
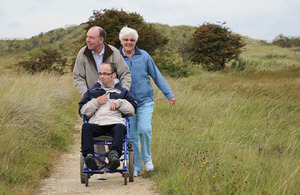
[81,123,126,157]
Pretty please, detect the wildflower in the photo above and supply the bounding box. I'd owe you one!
[198,179,201,182]
[213,176,216,178]
[203,162,206,164]
[176,187,179,190]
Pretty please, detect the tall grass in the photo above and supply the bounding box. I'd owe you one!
[0,71,80,194]
[150,67,299,194]
[241,37,300,71]
[0,23,299,194]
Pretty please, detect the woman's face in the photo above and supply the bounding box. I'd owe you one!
[121,34,136,53]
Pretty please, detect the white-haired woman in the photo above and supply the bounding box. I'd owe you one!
[119,26,176,177]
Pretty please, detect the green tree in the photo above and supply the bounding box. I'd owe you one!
[85,9,169,55]
[188,22,245,71]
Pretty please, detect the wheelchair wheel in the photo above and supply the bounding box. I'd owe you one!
[129,151,134,182]
[80,155,85,183]
[85,174,89,187]
[124,172,128,185]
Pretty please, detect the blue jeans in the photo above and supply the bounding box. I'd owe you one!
[129,101,154,172]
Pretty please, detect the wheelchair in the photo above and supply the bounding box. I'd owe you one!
[80,118,134,187]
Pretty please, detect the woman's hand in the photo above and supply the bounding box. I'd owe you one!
[169,97,176,105]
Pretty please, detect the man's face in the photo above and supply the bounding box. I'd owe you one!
[98,64,116,87]
[121,34,136,53]
[86,27,103,52]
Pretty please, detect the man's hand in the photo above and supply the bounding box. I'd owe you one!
[97,95,107,105]
[110,102,118,111]
[169,97,176,105]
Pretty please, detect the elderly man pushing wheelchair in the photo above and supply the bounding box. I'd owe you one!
[79,62,137,170]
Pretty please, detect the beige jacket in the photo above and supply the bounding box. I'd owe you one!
[73,43,131,96]
[80,88,135,126]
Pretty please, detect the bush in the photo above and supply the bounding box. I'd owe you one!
[85,9,169,55]
[230,60,246,71]
[152,49,191,78]
[188,22,245,71]
[16,49,67,74]
[272,34,300,48]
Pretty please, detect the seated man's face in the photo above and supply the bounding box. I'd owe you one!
[99,64,116,87]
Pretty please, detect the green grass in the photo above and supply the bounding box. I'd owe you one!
[0,23,299,194]
[150,67,299,194]
[0,71,81,195]
[241,37,300,71]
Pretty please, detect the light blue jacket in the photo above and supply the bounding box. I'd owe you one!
[119,46,174,106]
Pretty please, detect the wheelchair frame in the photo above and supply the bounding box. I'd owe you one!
[80,118,134,186]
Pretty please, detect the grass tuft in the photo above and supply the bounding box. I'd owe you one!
[0,72,80,194]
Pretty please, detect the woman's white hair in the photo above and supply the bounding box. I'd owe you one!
[119,26,139,42]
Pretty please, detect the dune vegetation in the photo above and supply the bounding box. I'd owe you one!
[151,66,299,194]
[0,23,299,194]
[0,70,81,194]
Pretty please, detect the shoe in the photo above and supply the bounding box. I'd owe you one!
[145,159,154,171]
[85,154,98,170]
[134,170,141,177]
[108,150,120,170]
[97,173,107,180]
[97,167,107,180]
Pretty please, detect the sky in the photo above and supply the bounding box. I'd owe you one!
[0,0,299,41]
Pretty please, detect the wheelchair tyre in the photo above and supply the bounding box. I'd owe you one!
[129,151,134,182]
[124,172,128,185]
[85,174,89,187]
[80,155,85,183]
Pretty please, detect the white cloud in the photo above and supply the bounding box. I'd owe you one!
[0,0,299,41]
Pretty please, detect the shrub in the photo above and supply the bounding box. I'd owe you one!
[85,9,169,55]
[272,34,300,48]
[230,60,246,71]
[152,49,191,78]
[188,22,245,71]
[16,49,67,74]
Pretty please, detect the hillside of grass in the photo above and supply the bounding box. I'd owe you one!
[150,67,299,194]
[0,23,299,194]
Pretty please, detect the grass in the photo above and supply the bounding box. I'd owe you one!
[0,23,299,194]
[0,71,81,195]
[149,67,299,194]
[241,37,300,71]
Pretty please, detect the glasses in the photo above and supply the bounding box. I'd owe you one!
[98,72,113,76]
[123,38,136,42]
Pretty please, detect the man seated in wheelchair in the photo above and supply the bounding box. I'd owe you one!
[79,62,137,170]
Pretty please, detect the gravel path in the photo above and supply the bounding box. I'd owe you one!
[38,125,158,195]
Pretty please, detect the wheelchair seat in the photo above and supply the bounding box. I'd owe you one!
[93,136,113,142]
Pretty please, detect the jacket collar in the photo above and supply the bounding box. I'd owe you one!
[83,43,114,69]
[119,46,141,57]
[92,82,122,94]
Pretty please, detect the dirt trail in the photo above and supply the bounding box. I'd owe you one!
[38,125,158,195]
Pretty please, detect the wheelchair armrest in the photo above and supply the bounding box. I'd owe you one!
[122,113,132,118]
